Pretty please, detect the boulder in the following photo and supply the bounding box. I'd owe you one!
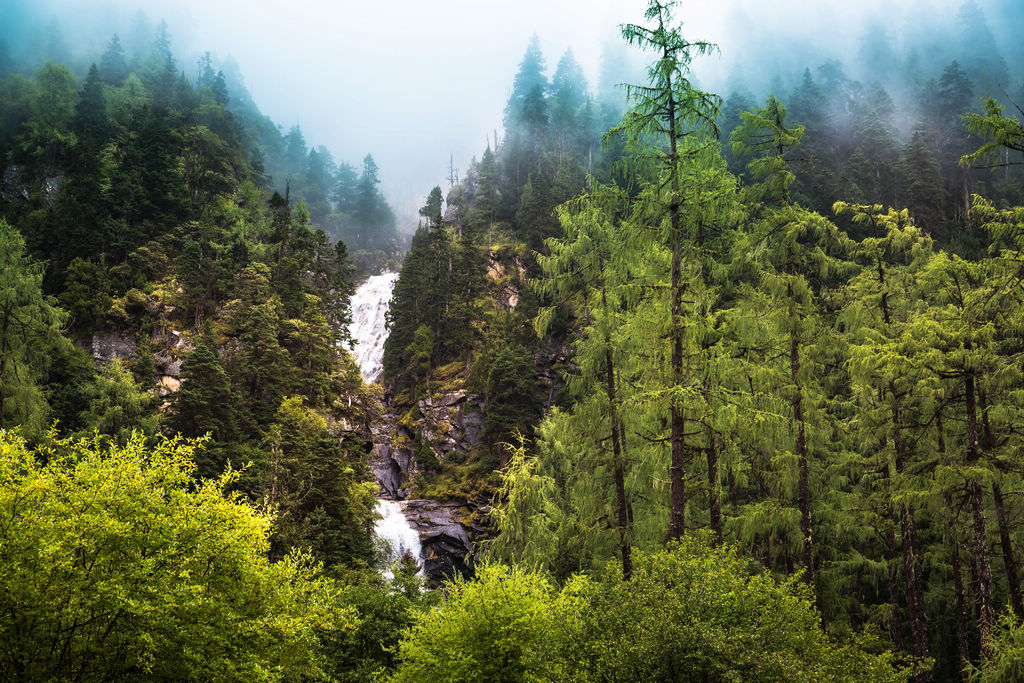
[91,331,137,363]
[402,499,474,582]
[154,352,182,377]
[372,442,406,499]
[157,375,181,397]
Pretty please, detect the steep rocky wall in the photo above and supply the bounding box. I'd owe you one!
[371,388,487,582]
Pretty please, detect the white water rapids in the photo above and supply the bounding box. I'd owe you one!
[348,272,423,577]
[374,500,423,580]
[349,271,400,383]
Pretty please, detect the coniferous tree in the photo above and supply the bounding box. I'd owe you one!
[835,202,935,672]
[614,0,721,541]
[99,34,129,86]
[77,359,160,443]
[0,220,70,436]
[263,395,377,566]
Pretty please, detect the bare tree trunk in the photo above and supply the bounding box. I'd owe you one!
[979,387,1024,621]
[792,331,813,588]
[947,489,971,682]
[993,482,1024,619]
[901,505,931,680]
[893,401,930,675]
[705,376,722,544]
[887,516,906,653]
[604,340,632,580]
[666,81,687,542]
[965,369,994,663]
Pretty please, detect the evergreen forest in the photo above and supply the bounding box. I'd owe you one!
[2,0,1024,680]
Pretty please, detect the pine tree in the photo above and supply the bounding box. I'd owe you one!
[99,34,128,86]
[0,220,70,436]
[170,331,237,451]
[263,396,377,567]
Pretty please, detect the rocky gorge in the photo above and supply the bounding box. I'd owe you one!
[351,273,478,583]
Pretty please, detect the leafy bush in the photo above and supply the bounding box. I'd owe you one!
[0,430,354,681]
[392,535,910,682]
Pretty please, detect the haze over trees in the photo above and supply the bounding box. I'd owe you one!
[2,0,1024,680]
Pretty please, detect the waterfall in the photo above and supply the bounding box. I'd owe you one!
[348,272,400,383]
[374,500,424,579]
[349,272,423,576]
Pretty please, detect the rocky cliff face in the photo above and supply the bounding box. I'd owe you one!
[402,500,474,580]
[372,389,485,496]
[370,387,487,583]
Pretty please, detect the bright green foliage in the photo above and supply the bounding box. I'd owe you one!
[391,563,578,683]
[612,0,721,157]
[0,430,355,681]
[961,97,1024,168]
[394,539,908,682]
[572,536,908,682]
[730,95,804,204]
[975,612,1024,682]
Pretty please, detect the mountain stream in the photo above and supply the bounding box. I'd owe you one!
[347,272,423,575]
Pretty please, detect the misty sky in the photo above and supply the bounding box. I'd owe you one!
[9,0,1012,228]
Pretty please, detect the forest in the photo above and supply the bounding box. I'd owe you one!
[2,0,1024,680]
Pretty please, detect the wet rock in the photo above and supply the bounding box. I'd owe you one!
[43,176,63,206]
[154,352,182,377]
[402,499,474,582]
[393,446,414,471]
[371,442,406,499]
[438,391,466,407]
[1,165,29,203]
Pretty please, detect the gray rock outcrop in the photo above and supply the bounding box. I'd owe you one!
[1,165,29,203]
[402,499,474,581]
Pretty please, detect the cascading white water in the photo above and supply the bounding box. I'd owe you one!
[374,500,424,579]
[349,272,423,576]
[348,272,400,383]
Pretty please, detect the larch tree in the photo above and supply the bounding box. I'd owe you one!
[835,202,935,674]
[612,0,721,541]
[731,95,836,591]
[533,184,637,578]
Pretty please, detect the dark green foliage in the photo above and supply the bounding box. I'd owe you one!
[170,335,236,449]
[0,28,391,582]
[322,570,435,682]
[483,340,539,452]
[58,257,111,336]
[262,396,376,568]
